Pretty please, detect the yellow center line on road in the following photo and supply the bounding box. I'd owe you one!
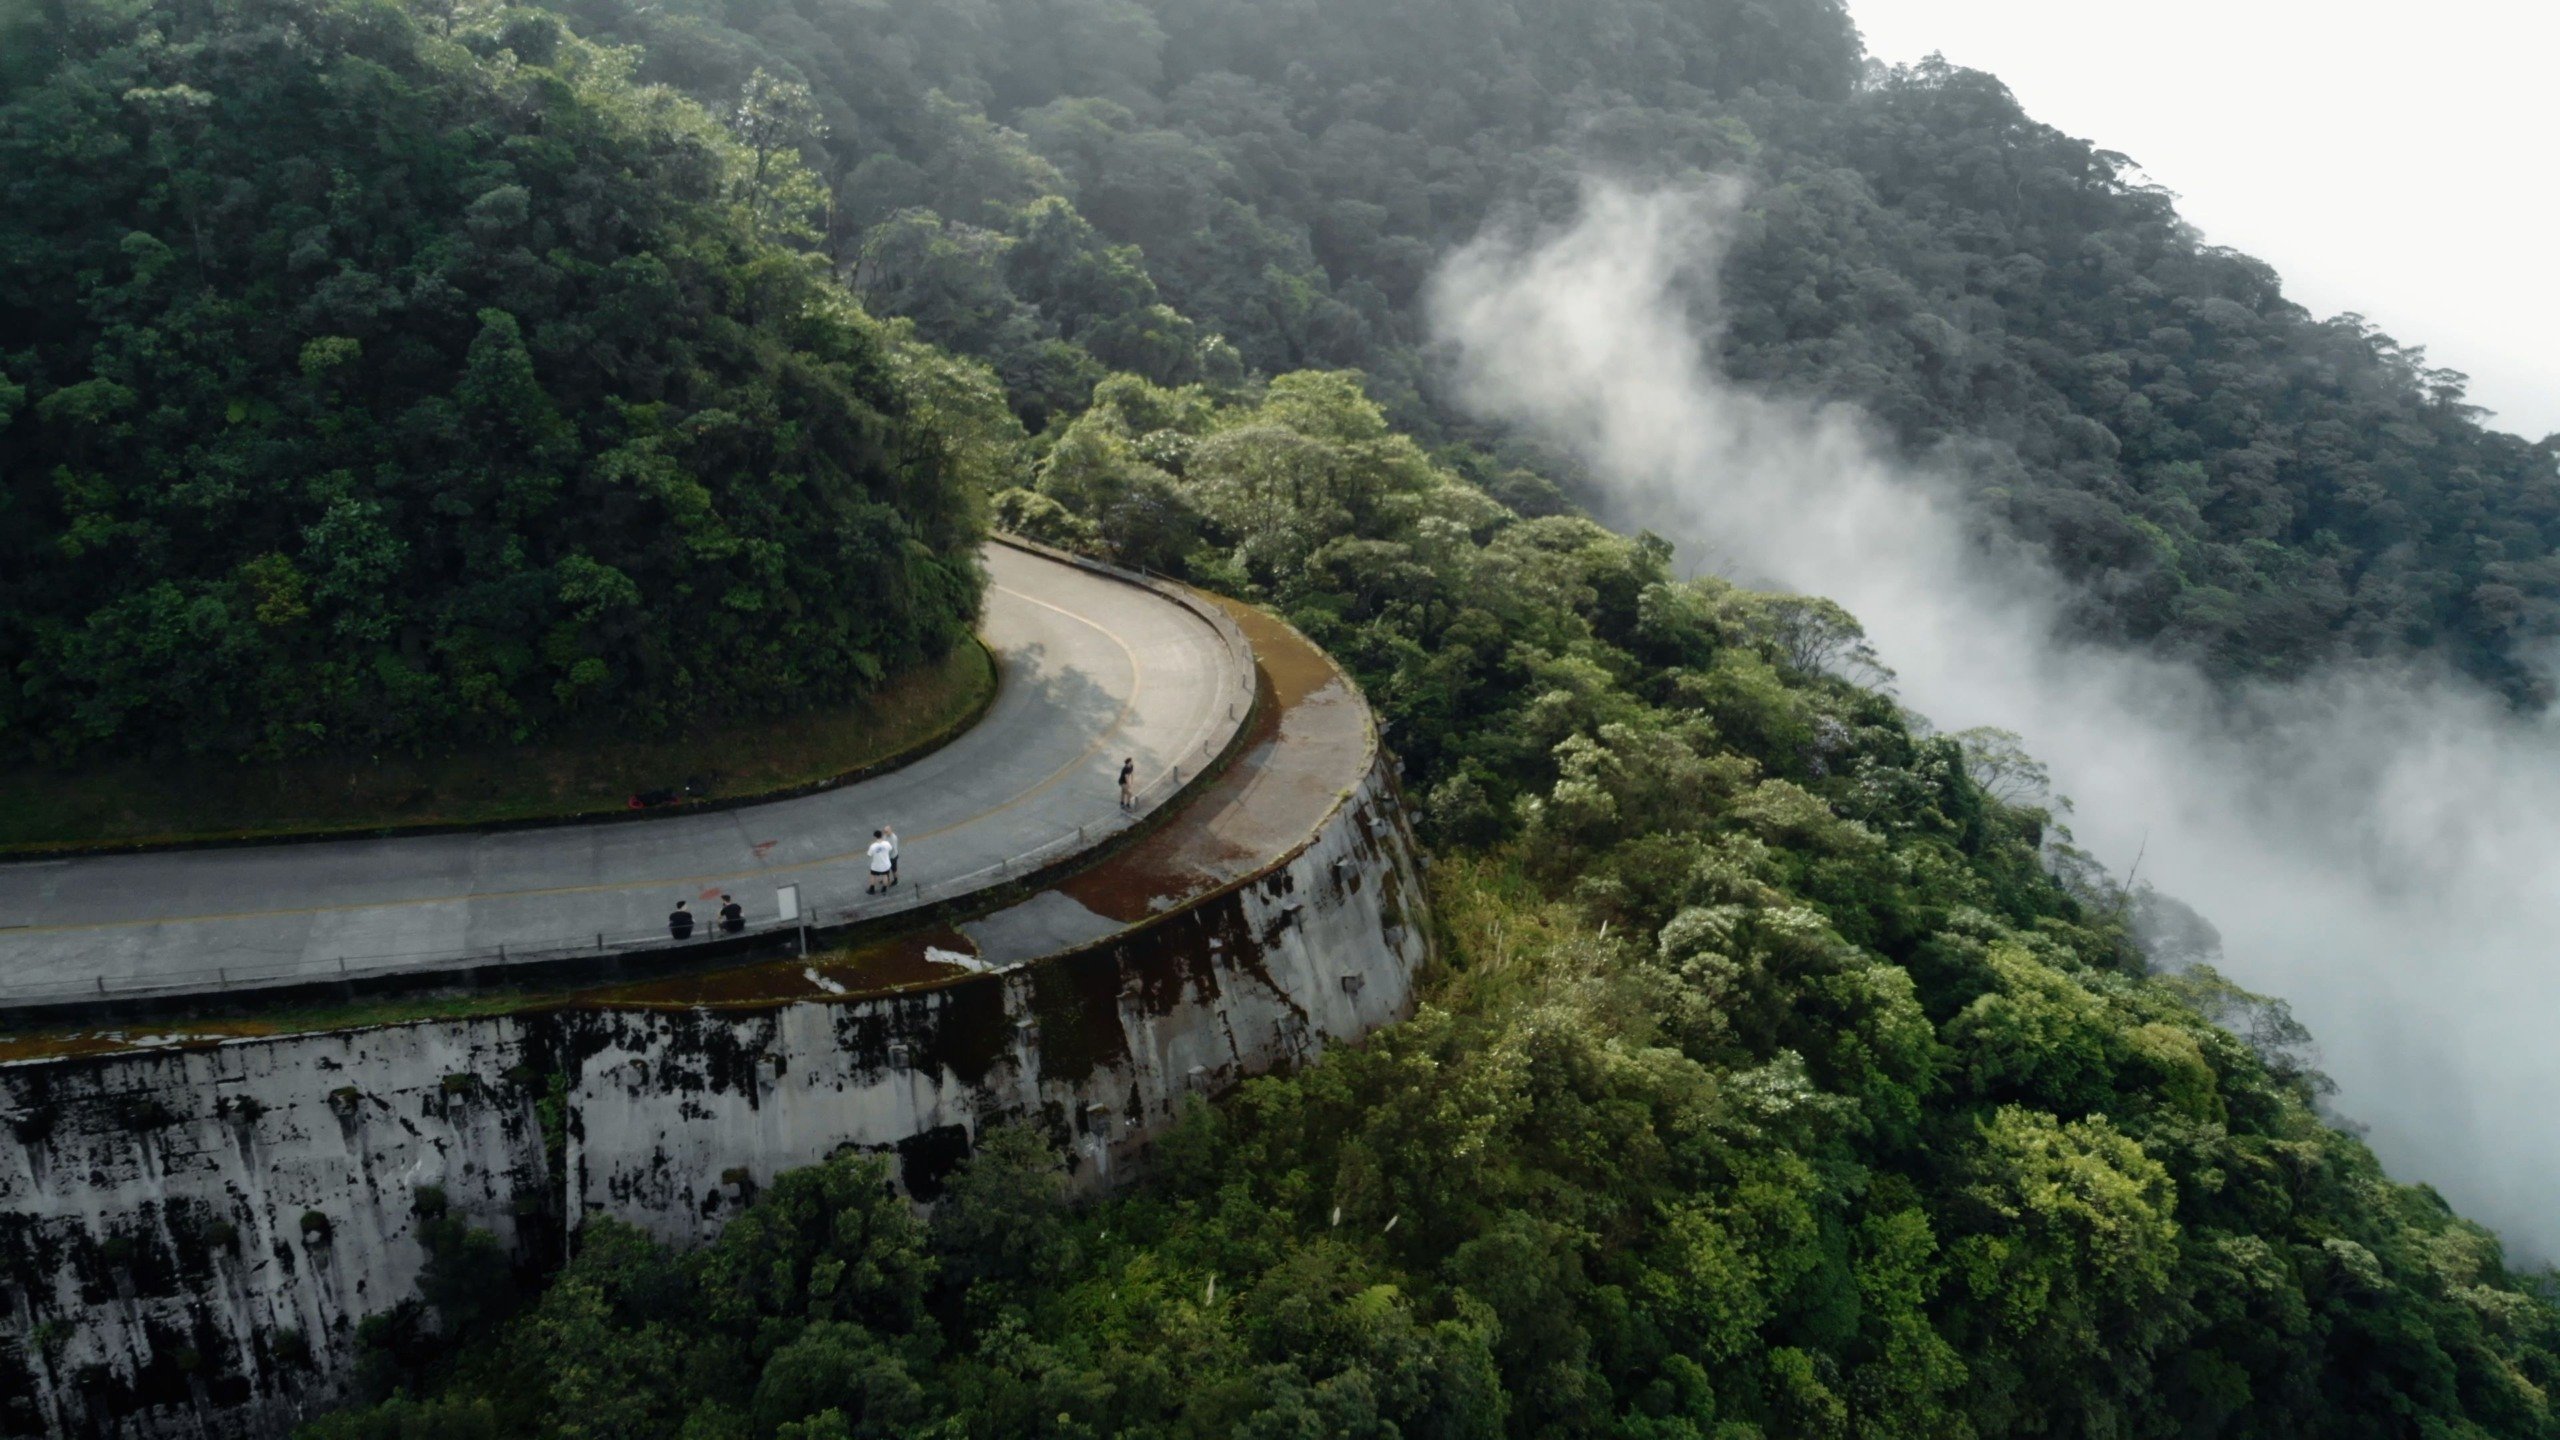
[2,580,1173,938]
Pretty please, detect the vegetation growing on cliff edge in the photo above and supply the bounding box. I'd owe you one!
[518,0,2560,704]
[310,372,2560,1440]
[14,0,2553,1426]
[0,0,989,763]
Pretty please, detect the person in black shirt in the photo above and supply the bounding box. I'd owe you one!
[718,893,745,933]
[1119,757,1136,810]
[668,900,694,940]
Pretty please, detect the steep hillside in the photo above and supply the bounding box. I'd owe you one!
[0,0,986,762]
[310,371,2560,1439]
[9,1,2555,1435]
[530,0,2560,700]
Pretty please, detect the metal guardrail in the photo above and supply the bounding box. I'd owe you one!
[0,539,1260,1014]
[1,753,1225,1011]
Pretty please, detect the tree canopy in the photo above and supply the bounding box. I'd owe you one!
[315,371,2560,1440]
[520,0,2560,701]
[13,0,2556,1431]
[0,0,986,761]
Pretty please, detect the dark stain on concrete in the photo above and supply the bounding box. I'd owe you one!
[916,982,1010,1088]
[895,1124,972,1201]
[1028,948,1133,1089]
[0,589,1426,1440]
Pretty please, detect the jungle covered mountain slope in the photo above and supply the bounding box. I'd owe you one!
[314,372,2560,1439]
[533,0,2560,702]
[0,0,986,763]
[9,0,2557,1433]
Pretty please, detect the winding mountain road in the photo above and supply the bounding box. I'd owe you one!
[0,542,1254,1007]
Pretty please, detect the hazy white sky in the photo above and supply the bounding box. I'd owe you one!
[1848,0,2560,439]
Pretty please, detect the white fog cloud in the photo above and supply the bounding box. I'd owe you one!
[1430,181,2560,1255]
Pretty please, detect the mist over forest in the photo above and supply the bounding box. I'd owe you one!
[440,0,2560,698]
[8,0,2560,1433]
[1432,179,2560,1259]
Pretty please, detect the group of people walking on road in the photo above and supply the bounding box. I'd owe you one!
[668,756,1143,938]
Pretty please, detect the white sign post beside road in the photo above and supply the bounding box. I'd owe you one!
[777,884,805,956]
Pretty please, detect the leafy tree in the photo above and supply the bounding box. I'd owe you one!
[731,68,830,244]
[0,0,984,761]
[314,367,2560,1440]
[510,0,2560,703]
[51,0,2554,1431]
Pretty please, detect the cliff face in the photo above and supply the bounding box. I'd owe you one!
[0,758,1427,1439]
[0,1019,555,1436]
[571,763,1424,1243]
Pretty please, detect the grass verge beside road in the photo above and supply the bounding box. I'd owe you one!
[0,639,997,856]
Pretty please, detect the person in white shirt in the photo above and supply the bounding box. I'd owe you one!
[866,829,895,894]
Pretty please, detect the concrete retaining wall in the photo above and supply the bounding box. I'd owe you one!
[0,759,1426,1439]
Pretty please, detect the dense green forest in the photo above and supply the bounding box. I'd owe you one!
[316,372,2560,1438]
[13,0,2560,1432]
[13,0,2558,740]
[518,0,2560,701]
[0,0,986,762]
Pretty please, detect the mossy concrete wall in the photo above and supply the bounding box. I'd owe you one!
[0,758,1425,1439]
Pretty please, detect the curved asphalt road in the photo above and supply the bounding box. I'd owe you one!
[0,544,1251,1006]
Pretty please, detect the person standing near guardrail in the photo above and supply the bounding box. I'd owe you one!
[668,900,694,940]
[866,829,895,894]
[883,824,901,888]
[1119,757,1136,810]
